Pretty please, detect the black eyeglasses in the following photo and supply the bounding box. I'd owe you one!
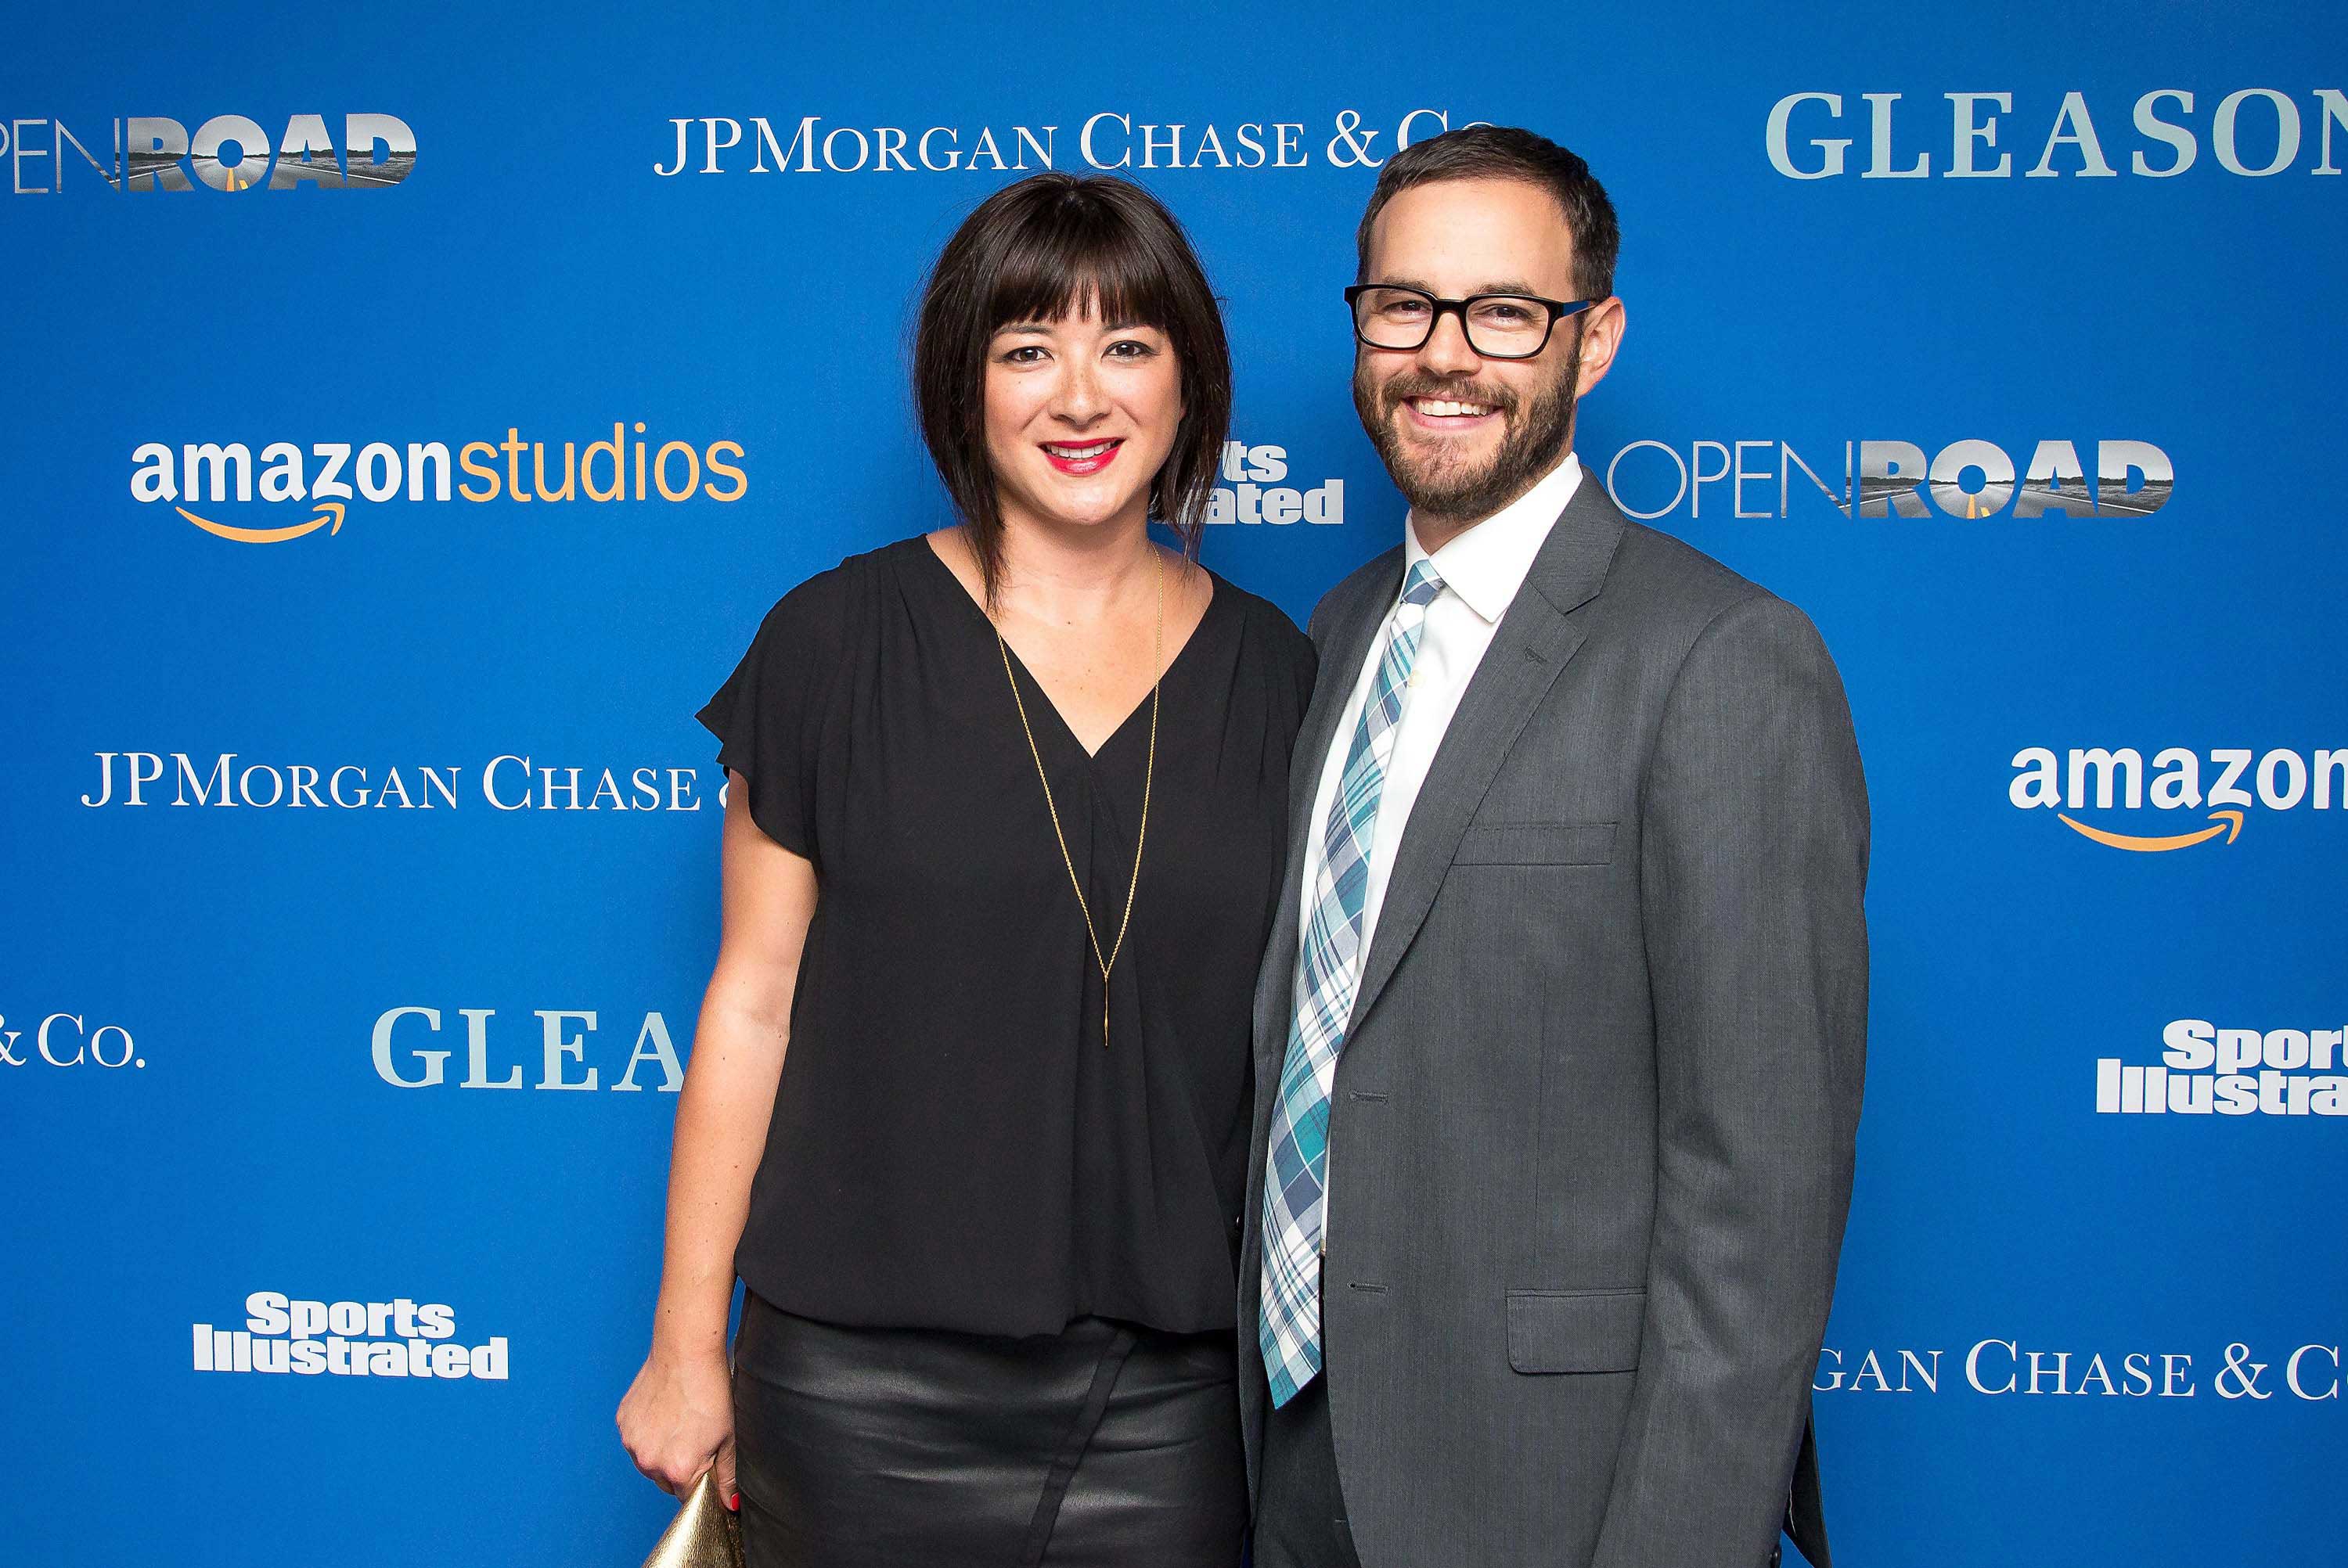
[1344,283,1594,360]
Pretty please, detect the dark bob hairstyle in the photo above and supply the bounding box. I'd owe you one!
[913,172,1231,604]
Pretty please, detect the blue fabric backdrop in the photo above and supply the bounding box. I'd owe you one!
[5,3,2343,1563]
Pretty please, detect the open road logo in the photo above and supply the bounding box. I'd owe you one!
[3,113,414,193]
[1601,437,2170,522]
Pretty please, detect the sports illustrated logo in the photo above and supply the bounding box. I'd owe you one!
[1814,1340,2343,1401]
[370,1006,686,1093]
[655,108,1470,176]
[2098,1020,2348,1118]
[3,113,414,193]
[2008,746,2346,851]
[1766,89,2348,179]
[193,1292,507,1380]
[0,1012,142,1070]
[1602,438,2170,521]
[130,426,747,544]
[80,753,708,813]
[1208,440,1343,527]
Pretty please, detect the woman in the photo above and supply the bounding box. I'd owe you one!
[617,171,1315,1566]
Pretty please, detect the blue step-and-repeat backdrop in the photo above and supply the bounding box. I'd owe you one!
[5,3,2343,1563]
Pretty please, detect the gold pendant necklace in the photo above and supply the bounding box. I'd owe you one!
[994,545,1164,1049]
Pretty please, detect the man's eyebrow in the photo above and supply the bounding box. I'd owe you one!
[1363,277,1553,297]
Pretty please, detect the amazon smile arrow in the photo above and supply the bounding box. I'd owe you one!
[175,500,345,543]
[2058,808,2245,852]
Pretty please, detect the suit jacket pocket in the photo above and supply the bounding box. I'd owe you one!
[1505,1288,1646,1374]
[1453,822,1616,866]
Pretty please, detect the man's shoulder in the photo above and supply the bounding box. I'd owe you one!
[1606,517,1781,629]
[1305,544,1405,649]
[1601,517,1844,700]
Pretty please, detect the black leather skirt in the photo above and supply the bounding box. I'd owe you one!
[730,1292,1246,1568]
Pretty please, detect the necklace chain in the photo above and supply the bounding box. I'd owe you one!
[994,546,1164,1050]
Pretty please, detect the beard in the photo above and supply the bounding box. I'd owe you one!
[1352,322,1582,527]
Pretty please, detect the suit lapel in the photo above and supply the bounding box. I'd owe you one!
[1251,548,1402,1075]
[1287,552,1403,853]
[1344,475,1627,1038]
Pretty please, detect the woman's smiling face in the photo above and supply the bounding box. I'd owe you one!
[983,300,1184,536]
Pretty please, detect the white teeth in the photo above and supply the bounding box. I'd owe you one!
[1414,398,1493,418]
[1045,440,1116,459]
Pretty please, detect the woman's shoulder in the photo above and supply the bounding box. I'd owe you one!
[746,536,928,644]
[1205,569,1313,671]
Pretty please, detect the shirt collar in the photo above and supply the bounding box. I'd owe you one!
[1403,451,1583,625]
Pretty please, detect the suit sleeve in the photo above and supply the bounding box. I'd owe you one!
[1591,594,1869,1568]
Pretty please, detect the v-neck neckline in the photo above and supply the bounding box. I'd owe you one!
[913,534,1223,763]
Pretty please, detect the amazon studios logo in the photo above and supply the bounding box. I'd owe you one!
[193,1292,507,1381]
[1602,437,2170,522]
[130,426,747,545]
[2008,744,2346,852]
[4,113,415,192]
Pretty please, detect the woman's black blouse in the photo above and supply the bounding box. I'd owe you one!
[698,537,1315,1338]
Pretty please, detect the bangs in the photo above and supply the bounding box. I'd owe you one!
[913,171,1232,606]
[981,202,1187,335]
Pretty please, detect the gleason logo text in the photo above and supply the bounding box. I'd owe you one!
[193,1292,507,1379]
[2009,745,2346,851]
[131,426,747,544]
[5,113,414,192]
[2098,1020,2348,1118]
[371,1005,686,1093]
[1766,89,2348,178]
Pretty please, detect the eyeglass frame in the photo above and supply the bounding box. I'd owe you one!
[1342,282,1596,361]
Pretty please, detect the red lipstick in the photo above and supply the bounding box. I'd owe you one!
[1043,438,1123,477]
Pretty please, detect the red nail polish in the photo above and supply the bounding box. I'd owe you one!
[728,1492,740,1512]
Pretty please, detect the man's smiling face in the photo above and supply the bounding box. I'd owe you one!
[1352,177,1619,540]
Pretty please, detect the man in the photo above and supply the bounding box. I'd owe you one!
[1240,125,1868,1568]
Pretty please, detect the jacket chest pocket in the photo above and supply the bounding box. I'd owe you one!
[1453,822,1615,867]
[1505,1287,1646,1374]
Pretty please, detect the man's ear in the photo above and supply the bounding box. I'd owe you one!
[1572,296,1627,401]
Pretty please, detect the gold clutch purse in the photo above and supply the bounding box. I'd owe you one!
[639,1467,743,1568]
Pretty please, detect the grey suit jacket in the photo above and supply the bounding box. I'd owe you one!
[1237,472,1868,1568]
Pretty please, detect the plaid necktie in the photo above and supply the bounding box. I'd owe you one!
[1259,559,1446,1407]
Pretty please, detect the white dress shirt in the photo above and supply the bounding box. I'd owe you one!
[1295,451,1583,977]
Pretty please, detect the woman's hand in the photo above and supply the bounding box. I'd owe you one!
[617,1345,737,1505]
[619,781,814,1510]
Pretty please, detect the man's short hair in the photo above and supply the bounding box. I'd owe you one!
[1356,125,1620,302]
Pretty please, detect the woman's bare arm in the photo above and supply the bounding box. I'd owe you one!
[618,771,817,1499]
